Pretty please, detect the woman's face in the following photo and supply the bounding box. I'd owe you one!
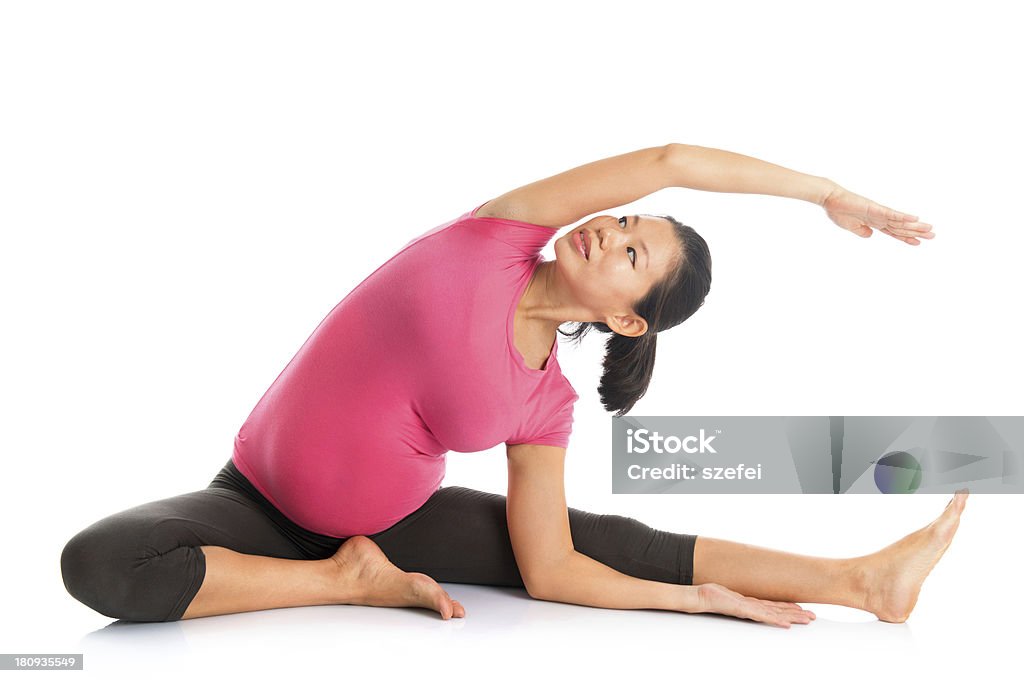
[554,214,681,334]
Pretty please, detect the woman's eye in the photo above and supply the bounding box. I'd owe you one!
[618,218,635,265]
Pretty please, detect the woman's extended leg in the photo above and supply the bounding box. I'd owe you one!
[691,491,969,622]
[367,485,968,623]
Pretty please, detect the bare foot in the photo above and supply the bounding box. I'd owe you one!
[328,535,466,620]
[859,490,969,623]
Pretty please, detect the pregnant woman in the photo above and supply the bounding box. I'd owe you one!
[60,144,966,628]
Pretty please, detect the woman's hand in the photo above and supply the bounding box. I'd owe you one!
[689,582,816,629]
[822,185,934,245]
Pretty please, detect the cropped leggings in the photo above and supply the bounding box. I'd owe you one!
[60,459,698,622]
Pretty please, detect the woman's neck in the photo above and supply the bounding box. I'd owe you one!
[517,260,578,342]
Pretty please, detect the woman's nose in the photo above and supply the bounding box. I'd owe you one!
[599,227,622,250]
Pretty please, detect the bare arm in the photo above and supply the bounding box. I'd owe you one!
[475,142,831,229]
[663,143,934,244]
[477,145,674,229]
[506,442,693,609]
[480,142,932,245]
[663,143,837,205]
[528,545,695,611]
[506,443,814,627]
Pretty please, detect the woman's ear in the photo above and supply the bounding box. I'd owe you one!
[605,313,648,338]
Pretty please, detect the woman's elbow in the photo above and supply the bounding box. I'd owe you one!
[663,142,692,162]
[522,571,556,601]
[525,582,552,601]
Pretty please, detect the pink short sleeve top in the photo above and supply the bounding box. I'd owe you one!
[231,203,580,537]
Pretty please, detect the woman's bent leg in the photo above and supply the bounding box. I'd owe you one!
[368,486,696,587]
[60,485,335,622]
[61,461,465,622]
[180,546,350,620]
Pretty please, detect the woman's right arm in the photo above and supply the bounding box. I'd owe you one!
[663,144,934,244]
[662,143,836,204]
[506,443,814,628]
[542,550,812,629]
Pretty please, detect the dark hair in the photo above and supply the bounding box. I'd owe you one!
[557,215,711,416]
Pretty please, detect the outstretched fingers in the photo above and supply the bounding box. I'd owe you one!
[886,208,919,223]
[739,596,815,628]
[756,601,813,629]
[697,583,815,629]
[761,599,817,619]
[866,203,934,243]
[869,202,918,224]
[880,228,922,245]
[884,220,934,237]
[878,219,933,245]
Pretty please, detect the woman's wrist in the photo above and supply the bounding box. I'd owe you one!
[810,177,842,207]
[674,583,703,613]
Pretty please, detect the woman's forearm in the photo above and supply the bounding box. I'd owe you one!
[664,143,838,206]
[530,549,699,612]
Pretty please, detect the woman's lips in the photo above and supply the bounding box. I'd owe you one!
[573,231,588,260]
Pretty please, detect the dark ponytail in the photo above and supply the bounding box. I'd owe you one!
[558,216,711,416]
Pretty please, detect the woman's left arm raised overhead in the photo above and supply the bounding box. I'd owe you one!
[477,143,934,245]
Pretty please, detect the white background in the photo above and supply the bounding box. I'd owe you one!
[2,1,1020,681]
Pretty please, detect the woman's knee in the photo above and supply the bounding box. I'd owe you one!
[567,509,696,584]
[61,520,132,620]
[60,514,205,623]
[566,509,643,546]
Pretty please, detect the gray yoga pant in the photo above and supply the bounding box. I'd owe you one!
[60,459,698,622]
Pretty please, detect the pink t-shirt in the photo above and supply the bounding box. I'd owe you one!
[231,203,580,537]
